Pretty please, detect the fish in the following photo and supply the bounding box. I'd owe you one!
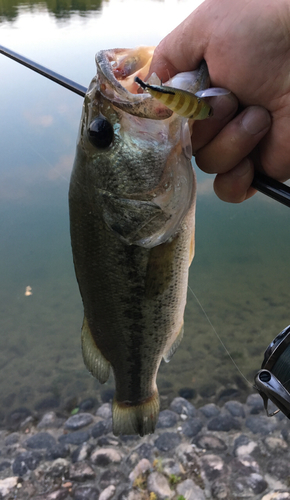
[69,46,212,436]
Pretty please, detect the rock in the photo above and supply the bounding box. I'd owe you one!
[181,417,203,437]
[232,473,267,496]
[35,397,60,411]
[12,451,42,476]
[199,403,220,418]
[58,430,90,445]
[47,458,70,478]
[0,477,18,497]
[130,443,154,462]
[73,485,99,500]
[129,458,151,482]
[25,431,57,450]
[91,420,109,438]
[266,459,290,480]
[261,492,290,500]
[264,436,288,453]
[4,432,20,445]
[118,489,145,500]
[169,397,196,417]
[233,434,258,457]
[245,415,278,435]
[6,407,32,430]
[45,489,69,500]
[207,413,241,432]
[195,434,227,452]
[224,400,245,418]
[45,443,70,460]
[200,454,226,481]
[147,471,173,499]
[246,393,264,413]
[218,388,239,401]
[99,485,116,500]
[156,410,178,428]
[178,387,196,400]
[64,413,94,430]
[37,411,64,429]
[100,389,115,403]
[79,398,97,411]
[0,460,11,472]
[177,478,206,500]
[97,436,119,447]
[211,477,231,499]
[71,442,92,463]
[154,432,181,452]
[69,462,95,481]
[91,447,122,466]
[99,469,127,489]
[96,403,112,420]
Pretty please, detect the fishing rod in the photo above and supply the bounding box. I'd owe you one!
[1,44,290,208]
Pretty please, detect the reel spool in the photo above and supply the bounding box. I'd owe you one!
[254,325,290,418]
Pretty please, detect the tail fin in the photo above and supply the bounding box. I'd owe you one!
[112,391,160,437]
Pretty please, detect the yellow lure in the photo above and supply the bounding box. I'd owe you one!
[135,76,213,120]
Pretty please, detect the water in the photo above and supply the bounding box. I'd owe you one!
[1,0,290,421]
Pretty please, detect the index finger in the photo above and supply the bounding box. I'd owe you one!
[148,8,209,80]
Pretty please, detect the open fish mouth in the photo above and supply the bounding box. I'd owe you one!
[94,47,174,120]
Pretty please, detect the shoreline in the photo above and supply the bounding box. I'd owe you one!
[0,395,289,500]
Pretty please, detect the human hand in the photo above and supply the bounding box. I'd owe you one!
[149,0,290,203]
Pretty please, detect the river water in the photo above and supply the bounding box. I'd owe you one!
[0,0,290,421]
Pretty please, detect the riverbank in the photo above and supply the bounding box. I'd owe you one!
[0,395,289,500]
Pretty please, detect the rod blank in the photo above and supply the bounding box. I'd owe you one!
[0,44,87,97]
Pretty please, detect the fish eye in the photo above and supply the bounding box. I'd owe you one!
[88,117,114,149]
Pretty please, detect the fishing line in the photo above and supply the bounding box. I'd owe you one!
[187,284,252,387]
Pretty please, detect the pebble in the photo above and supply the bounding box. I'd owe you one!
[147,471,173,499]
[200,403,221,418]
[91,447,122,466]
[169,397,196,417]
[207,412,241,432]
[154,431,181,451]
[0,395,288,500]
[0,477,18,496]
[156,409,178,428]
[64,413,94,430]
[25,431,57,449]
[177,478,206,500]
[58,430,90,445]
[181,417,203,437]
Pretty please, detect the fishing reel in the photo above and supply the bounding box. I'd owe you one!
[254,325,290,418]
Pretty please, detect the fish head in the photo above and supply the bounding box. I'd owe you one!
[74,48,209,248]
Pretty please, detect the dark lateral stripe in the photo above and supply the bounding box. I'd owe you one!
[184,97,197,117]
[149,85,175,95]
[174,93,186,111]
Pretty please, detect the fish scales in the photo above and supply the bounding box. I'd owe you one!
[69,47,209,436]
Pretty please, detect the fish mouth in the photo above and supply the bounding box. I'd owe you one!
[95,47,173,120]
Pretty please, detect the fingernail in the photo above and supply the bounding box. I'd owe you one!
[232,158,251,177]
[241,107,271,135]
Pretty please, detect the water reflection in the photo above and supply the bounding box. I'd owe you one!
[0,0,103,22]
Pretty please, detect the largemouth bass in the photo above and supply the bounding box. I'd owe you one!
[69,47,210,436]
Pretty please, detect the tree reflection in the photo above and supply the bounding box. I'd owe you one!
[0,0,103,22]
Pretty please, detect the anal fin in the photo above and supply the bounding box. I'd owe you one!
[112,390,160,437]
[163,323,184,363]
[81,316,110,384]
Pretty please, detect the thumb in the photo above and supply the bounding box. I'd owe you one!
[148,4,211,80]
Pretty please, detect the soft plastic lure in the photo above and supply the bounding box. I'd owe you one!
[135,76,229,120]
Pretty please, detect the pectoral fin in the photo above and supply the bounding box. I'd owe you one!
[81,316,110,384]
[98,190,170,248]
[163,323,184,363]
